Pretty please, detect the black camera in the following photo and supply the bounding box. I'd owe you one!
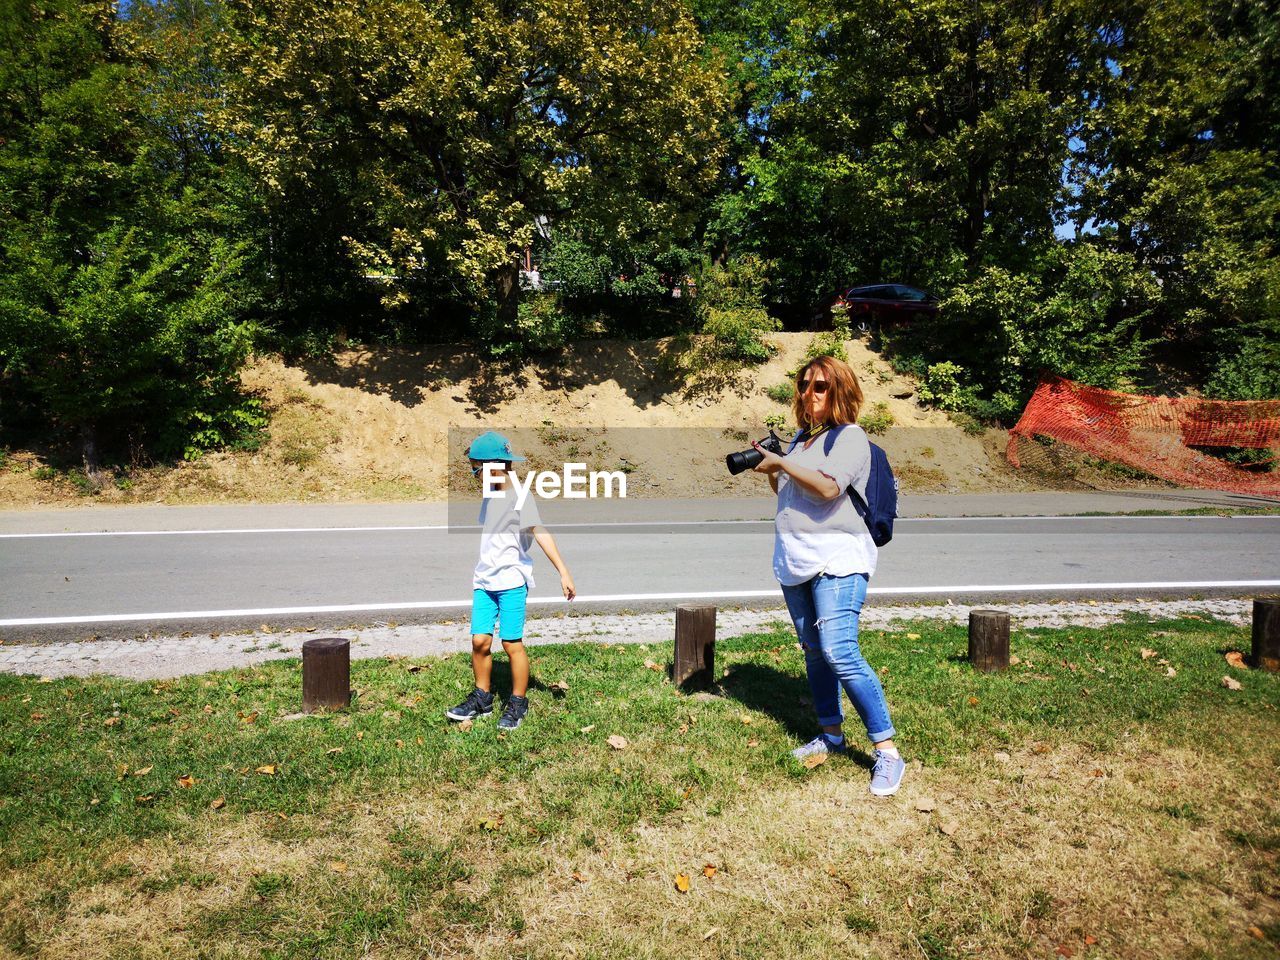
[725,430,786,475]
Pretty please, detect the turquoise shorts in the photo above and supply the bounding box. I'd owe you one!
[470,585,528,641]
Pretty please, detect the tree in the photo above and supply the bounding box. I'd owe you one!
[219,0,728,333]
[0,0,259,476]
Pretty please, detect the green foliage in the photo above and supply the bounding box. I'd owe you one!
[0,0,264,465]
[858,402,894,436]
[804,332,849,364]
[220,0,727,326]
[765,381,795,404]
[763,413,788,432]
[696,255,778,362]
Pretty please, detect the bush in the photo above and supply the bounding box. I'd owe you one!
[805,331,848,363]
[858,402,894,435]
[765,381,795,404]
[892,246,1157,423]
[0,229,262,465]
[696,255,778,363]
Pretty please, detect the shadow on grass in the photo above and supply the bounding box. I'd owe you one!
[714,663,877,770]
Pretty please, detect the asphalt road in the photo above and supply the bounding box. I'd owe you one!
[2,492,1278,641]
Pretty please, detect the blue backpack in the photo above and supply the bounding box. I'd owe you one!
[789,425,899,546]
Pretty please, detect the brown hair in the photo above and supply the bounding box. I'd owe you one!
[792,355,865,430]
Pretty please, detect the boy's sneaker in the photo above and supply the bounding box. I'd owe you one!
[497,695,529,730]
[869,748,906,796]
[791,733,847,761]
[445,688,494,721]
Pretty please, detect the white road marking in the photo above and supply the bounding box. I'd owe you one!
[4,580,1280,627]
[1,513,1277,539]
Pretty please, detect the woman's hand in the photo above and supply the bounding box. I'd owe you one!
[751,442,785,475]
[560,572,577,601]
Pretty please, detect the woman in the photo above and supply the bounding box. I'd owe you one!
[751,355,905,796]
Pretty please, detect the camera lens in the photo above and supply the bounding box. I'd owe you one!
[725,449,764,475]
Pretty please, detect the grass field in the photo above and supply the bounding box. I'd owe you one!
[1,616,1278,959]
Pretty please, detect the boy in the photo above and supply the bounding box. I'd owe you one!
[445,431,576,730]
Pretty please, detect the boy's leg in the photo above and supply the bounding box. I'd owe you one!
[502,640,529,697]
[472,634,495,691]
[469,589,500,691]
[498,585,530,698]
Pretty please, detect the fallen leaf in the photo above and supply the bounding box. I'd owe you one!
[550,680,570,692]
[906,632,921,640]
[676,723,688,734]
[674,873,690,893]
[177,774,196,789]
[915,797,936,813]
[240,712,258,724]
[747,738,759,748]
[255,764,277,776]
[1084,935,1098,946]
[579,724,595,734]
[326,747,344,755]
[702,864,717,878]
[802,752,827,770]
[1225,651,1246,669]
[1056,944,1075,957]
[329,861,348,873]
[993,751,1011,763]
[478,816,503,831]
[458,719,473,732]
[406,665,422,673]
[103,716,120,727]
[1141,648,1157,660]
[29,712,45,721]
[1009,655,1022,666]
[702,928,720,941]
[38,676,53,683]
[1248,926,1265,940]
[210,797,225,810]
[202,704,214,714]
[1165,666,1177,678]
[1033,742,1051,754]
[115,764,129,780]
[643,660,662,672]
[939,820,959,836]
[133,765,153,776]
[395,739,404,749]
[571,871,585,883]
[355,731,365,740]
[739,715,754,725]
[135,794,154,805]
[1222,675,1243,691]
[967,696,979,707]
[607,735,628,750]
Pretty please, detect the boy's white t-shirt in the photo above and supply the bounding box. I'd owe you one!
[772,424,877,587]
[474,488,542,591]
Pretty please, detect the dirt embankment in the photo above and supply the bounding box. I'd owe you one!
[0,333,1044,508]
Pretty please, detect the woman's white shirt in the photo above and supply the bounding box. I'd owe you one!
[772,425,877,586]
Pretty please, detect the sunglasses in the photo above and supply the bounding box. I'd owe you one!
[798,378,830,395]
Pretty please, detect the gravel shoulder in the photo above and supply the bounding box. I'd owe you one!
[0,598,1252,681]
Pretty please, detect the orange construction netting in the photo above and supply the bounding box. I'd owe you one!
[1007,374,1280,497]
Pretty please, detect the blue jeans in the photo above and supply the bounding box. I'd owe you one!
[781,572,896,743]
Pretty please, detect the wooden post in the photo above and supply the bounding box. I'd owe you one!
[674,604,716,689]
[1253,597,1280,672]
[302,637,350,712]
[968,609,1010,673]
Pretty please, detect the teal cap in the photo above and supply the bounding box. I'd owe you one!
[466,431,525,462]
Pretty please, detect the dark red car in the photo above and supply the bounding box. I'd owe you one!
[819,284,939,329]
